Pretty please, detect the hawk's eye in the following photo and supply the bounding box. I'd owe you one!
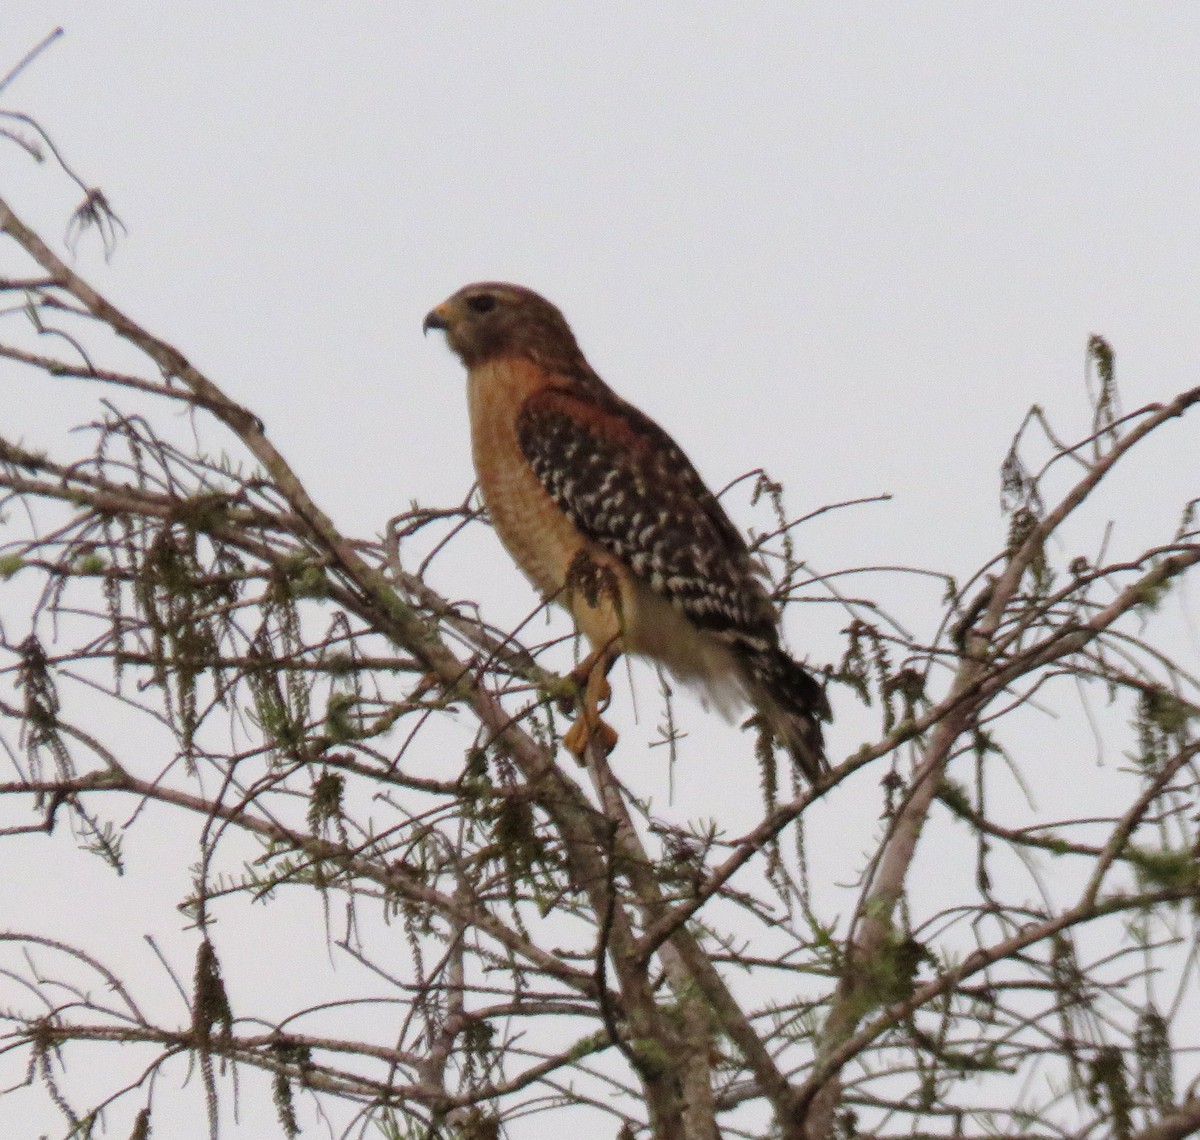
[466,294,497,314]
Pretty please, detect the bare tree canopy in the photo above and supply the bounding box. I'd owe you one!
[1,96,1199,1140]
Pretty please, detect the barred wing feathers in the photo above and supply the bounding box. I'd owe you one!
[516,383,829,777]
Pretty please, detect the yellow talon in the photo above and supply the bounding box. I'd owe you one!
[562,647,618,759]
[564,712,619,759]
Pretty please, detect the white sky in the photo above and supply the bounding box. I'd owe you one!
[1,5,1198,1138]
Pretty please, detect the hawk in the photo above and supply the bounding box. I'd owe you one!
[424,283,830,779]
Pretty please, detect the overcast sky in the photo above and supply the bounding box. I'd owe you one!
[2,6,1198,1137]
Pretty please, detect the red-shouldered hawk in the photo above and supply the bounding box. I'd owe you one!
[424,283,830,778]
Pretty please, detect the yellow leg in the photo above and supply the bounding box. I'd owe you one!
[563,646,619,759]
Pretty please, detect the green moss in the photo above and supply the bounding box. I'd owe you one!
[629,1037,671,1077]
[1128,846,1200,892]
[1133,575,1171,613]
[0,555,24,579]
[324,693,358,743]
[307,771,345,834]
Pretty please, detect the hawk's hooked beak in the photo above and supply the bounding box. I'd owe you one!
[423,305,449,335]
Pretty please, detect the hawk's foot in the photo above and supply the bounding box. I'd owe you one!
[564,712,619,760]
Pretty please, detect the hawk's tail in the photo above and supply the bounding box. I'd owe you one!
[738,645,830,783]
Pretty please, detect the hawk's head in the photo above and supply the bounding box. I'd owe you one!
[424,283,584,371]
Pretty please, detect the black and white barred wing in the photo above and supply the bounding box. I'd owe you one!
[515,386,777,640]
[516,385,829,778]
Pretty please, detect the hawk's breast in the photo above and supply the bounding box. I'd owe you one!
[467,357,587,599]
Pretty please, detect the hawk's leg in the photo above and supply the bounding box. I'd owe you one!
[563,644,619,759]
